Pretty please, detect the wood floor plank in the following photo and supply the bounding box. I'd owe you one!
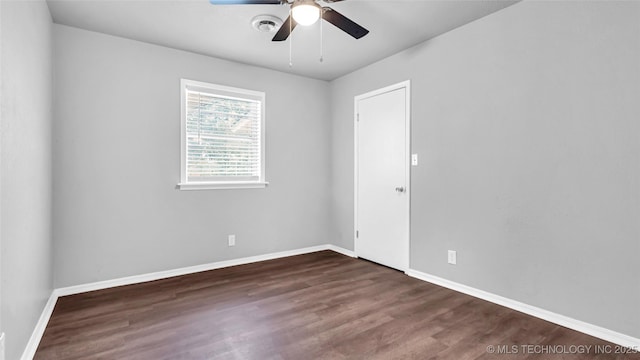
[35,251,635,359]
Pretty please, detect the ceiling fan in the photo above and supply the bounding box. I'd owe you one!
[208,0,369,42]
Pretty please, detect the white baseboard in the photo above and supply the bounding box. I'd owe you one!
[55,244,349,297]
[406,269,640,350]
[21,244,353,359]
[326,244,356,258]
[20,292,58,360]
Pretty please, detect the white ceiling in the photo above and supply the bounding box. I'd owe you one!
[46,0,518,81]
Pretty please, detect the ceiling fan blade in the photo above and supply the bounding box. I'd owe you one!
[209,0,282,4]
[272,15,297,42]
[322,7,369,39]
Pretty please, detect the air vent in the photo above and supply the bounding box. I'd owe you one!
[251,15,283,33]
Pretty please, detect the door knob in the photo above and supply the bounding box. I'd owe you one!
[395,187,405,193]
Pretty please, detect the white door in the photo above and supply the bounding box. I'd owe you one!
[355,81,410,271]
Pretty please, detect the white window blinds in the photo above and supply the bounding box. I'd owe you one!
[180,80,266,189]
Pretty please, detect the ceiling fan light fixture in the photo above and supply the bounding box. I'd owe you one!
[291,1,320,26]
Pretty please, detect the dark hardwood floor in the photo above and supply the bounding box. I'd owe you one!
[35,251,634,359]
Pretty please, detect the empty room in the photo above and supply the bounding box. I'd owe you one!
[1,0,639,359]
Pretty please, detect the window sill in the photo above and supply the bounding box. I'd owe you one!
[177,182,269,191]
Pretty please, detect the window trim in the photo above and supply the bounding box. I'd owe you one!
[178,79,267,190]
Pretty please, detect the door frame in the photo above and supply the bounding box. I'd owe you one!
[354,80,411,272]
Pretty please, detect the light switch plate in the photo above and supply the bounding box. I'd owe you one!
[411,154,418,166]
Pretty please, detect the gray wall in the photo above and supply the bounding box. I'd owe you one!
[0,1,53,359]
[2,2,637,357]
[330,1,640,338]
[53,25,332,288]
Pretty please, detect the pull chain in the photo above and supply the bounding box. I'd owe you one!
[319,9,323,63]
[289,8,293,67]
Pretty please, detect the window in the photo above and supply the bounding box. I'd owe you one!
[179,79,267,190]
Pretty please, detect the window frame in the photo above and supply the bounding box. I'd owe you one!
[178,79,267,190]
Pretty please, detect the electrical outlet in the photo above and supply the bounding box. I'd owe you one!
[412,153,418,166]
[228,234,236,247]
[448,250,457,265]
[0,332,5,360]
